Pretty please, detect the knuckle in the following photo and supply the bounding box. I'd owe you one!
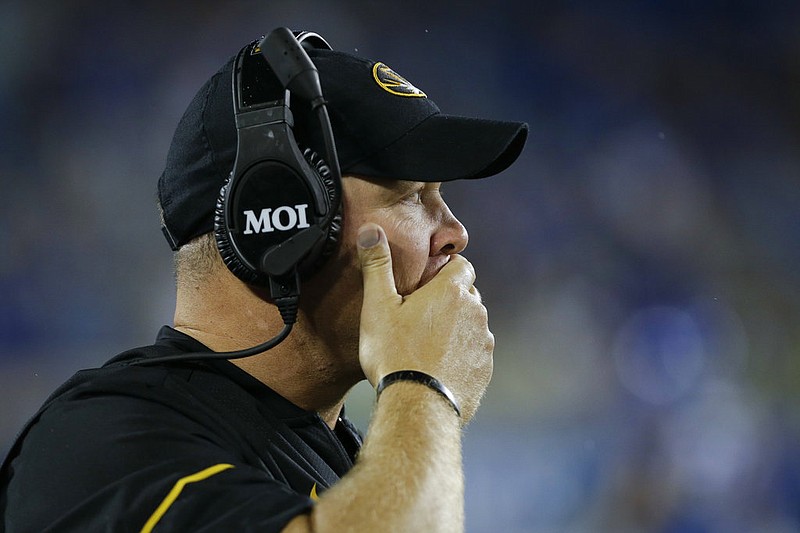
[363,252,391,271]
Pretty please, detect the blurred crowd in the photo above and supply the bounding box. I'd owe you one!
[1,1,798,531]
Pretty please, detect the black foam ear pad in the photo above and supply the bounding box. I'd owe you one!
[214,148,341,286]
[214,175,262,285]
[301,148,342,273]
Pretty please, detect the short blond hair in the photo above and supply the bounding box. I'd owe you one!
[157,198,223,286]
[173,232,223,286]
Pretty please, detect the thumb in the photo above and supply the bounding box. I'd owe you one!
[357,223,398,304]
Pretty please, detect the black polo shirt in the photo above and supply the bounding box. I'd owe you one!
[0,327,362,532]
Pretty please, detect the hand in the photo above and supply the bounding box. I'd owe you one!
[356,222,494,423]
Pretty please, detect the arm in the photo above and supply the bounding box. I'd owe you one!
[299,381,464,532]
[285,223,493,533]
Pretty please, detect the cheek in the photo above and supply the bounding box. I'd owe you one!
[381,216,430,295]
[341,209,431,296]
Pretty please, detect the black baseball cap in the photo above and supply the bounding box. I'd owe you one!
[158,38,528,250]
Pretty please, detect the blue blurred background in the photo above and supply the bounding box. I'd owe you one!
[2,1,799,531]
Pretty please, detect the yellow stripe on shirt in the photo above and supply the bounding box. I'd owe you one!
[140,463,234,533]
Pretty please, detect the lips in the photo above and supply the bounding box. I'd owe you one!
[415,256,452,290]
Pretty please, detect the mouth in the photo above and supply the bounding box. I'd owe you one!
[415,256,452,290]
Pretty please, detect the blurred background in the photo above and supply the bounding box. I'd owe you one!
[2,1,799,531]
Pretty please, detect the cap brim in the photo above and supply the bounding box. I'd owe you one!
[342,114,528,182]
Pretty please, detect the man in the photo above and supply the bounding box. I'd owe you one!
[1,29,527,532]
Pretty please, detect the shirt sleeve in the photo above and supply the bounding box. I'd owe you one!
[2,387,314,533]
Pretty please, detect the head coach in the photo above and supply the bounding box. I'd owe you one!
[0,28,527,532]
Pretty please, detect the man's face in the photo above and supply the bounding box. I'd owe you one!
[302,176,469,366]
[339,175,469,296]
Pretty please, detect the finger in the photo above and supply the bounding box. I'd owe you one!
[469,285,481,301]
[357,223,399,304]
[433,254,476,289]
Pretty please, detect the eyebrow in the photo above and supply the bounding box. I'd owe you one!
[395,181,441,190]
[392,180,423,190]
[375,180,441,201]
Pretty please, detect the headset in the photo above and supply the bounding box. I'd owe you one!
[136,28,342,365]
[216,28,342,292]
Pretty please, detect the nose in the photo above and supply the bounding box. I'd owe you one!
[431,206,469,256]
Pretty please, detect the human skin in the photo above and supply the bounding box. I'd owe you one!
[174,175,493,532]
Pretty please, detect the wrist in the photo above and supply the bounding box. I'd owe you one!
[376,370,461,418]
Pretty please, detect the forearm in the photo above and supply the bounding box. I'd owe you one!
[285,381,464,533]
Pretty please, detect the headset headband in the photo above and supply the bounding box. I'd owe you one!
[235,31,332,112]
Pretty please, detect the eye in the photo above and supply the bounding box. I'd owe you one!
[401,188,424,205]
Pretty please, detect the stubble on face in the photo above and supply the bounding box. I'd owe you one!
[337,176,455,295]
[300,175,466,369]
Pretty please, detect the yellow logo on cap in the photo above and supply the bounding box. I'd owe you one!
[373,62,426,97]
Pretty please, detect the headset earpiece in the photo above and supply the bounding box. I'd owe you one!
[213,30,340,290]
[214,147,341,286]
